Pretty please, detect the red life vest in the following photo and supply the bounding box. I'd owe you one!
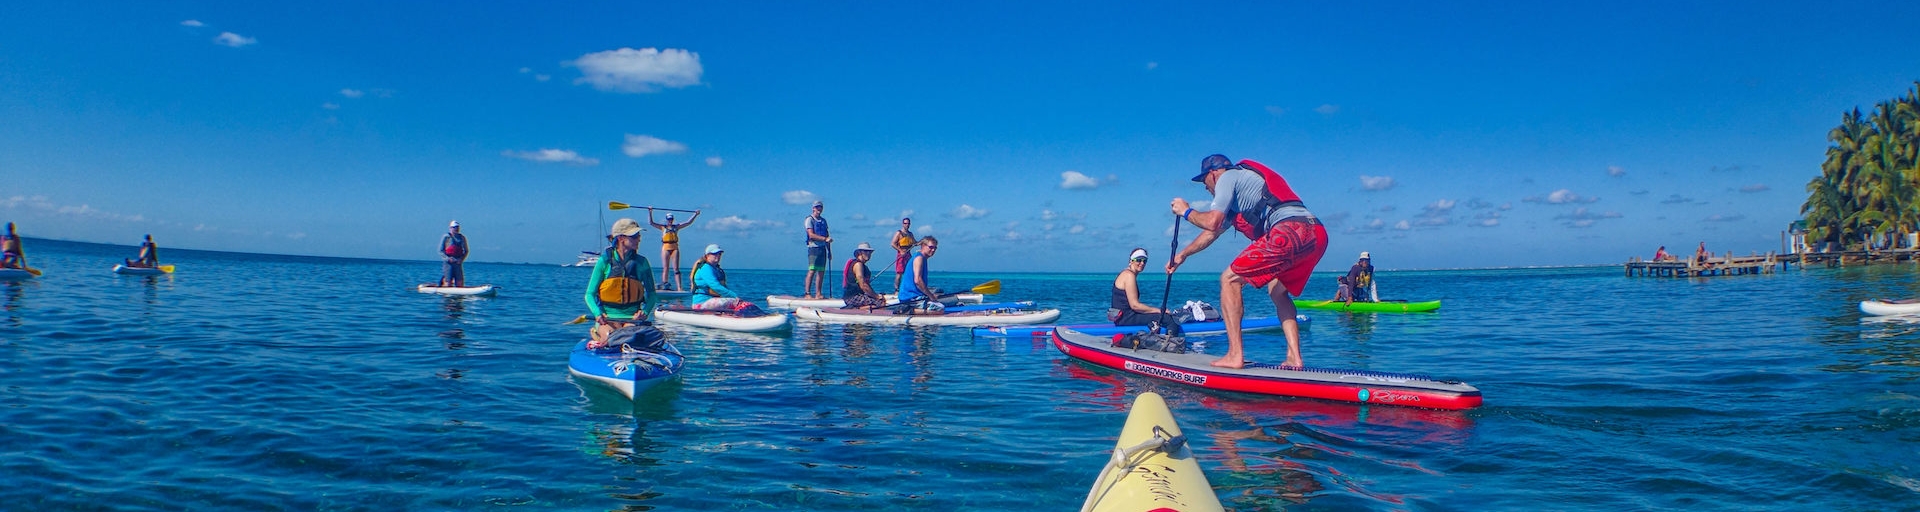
[1228,159,1306,240]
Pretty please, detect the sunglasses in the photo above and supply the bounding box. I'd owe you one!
[1131,257,1148,262]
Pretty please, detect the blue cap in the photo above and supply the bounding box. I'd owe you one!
[1193,154,1234,182]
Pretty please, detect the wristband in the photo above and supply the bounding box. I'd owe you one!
[1182,208,1194,220]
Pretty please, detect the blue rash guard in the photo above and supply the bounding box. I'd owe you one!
[691,262,737,304]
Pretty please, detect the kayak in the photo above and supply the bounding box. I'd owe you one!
[1080,391,1224,512]
[417,284,498,296]
[112,264,172,275]
[765,293,981,309]
[654,306,793,333]
[973,314,1310,338]
[1293,299,1441,313]
[793,306,1061,326]
[1860,299,1920,316]
[567,339,684,400]
[1052,327,1482,410]
[0,268,36,280]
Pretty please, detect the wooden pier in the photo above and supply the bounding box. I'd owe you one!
[1625,252,1785,277]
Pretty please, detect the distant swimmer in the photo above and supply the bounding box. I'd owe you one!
[584,218,656,349]
[894,237,943,312]
[124,234,160,268]
[648,208,702,292]
[1165,154,1326,369]
[891,217,916,292]
[0,222,25,269]
[439,221,469,287]
[843,243,884,309]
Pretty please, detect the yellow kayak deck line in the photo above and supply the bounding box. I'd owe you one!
[1082,392,1224,512]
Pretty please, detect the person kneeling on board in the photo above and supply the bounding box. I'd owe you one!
[691,244,764,315]
[842,242,885,309]
[585,219,657,349]
[124,234,160,268]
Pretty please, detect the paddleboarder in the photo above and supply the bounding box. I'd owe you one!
[803,200,832,299]
[890,217,916,292]
[584,218,657,348]
[439,221,469,287]
[0,222,26,270]
[1346,252,1375,302]
[895,237,942,312]
[1111,248,1177,328]
[1166,154,1327,369]
[843,243,884,308]
[647,208,701,291]
[124,234,160,269]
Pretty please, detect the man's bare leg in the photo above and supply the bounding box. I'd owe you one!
[1270,281,1302,368]
[1212,268,1248,369]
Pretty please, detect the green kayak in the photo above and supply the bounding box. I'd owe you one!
[1293,299,1441,313]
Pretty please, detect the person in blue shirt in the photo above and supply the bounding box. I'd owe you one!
[802,200,833,299]
[894,236,943,312]
[692,244,743,310]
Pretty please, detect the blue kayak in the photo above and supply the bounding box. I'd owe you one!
[566,339,684,399]
[971,314,1308,338]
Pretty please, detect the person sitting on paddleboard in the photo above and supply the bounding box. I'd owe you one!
[894,236,943,312]
[691,244,747,310]
[124,234,159,268]
[843,242,884,309]
[585,218,658,349]
[1111,248,1178,328]
[891,217,916,293]
[1334,275,1355,303]
[439,221,469,287]
[1167,154,1327,369]
[648,208,701,292]
[1346,252,1374,302]
[803,200,832,299]
[0,222,24,270]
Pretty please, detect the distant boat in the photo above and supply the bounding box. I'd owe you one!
[566,251,600,267]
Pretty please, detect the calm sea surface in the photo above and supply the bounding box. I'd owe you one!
[2,239,1917,510]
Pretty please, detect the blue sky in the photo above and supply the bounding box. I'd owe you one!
[4,1,1920,272]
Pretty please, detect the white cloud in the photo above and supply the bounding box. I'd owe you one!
[535,74,550,82]
[213,32,255,47]
[1039,209,1059,221]
[339,88,365,98]
[1359,175,1395,191]
[782,190,820,205]
[1555,207,1622,228]
[1060,170,1102,190]
[1526,189,1599,204]
[948,204,990,220]
[706,215,784,232]
[899,209,915,220]
[502,148,599,166]
[321,102,339,110]
[570,47,703,93]
[286,232,307,240]
[1414,199,1455,226]
[705,156,724,167]
[1069,224,1086,234]
[917,224,934,235]
[622,134,687,157]
[180,20,204,27]
[519,67,532,74]
[1607,165,1626,177]
[1315,104,1340,115]
[1393,220,1411,230]
[846,213,868,221]
[1471,211,1502,227]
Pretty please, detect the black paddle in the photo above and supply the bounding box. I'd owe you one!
[1157,215,1179,334]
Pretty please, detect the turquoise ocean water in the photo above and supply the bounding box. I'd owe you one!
[3,239,1917,510]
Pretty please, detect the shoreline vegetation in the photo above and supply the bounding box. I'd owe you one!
[1800,81,1920,255]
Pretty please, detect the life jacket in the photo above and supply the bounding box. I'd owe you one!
[893,229,915,249]
[805,215,828,245]
[692,260,728,297]
[1228,159,1307,240]
[442,234,467,257]
[842,258,873,297]
[661,226,679,244]
[1353,264,1372,288]
[596,250,649,307]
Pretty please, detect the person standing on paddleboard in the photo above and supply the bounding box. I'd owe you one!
[890,217,916,293]
[1166,154,1327,369]
[803,200,833,299]
[584,219,657,348]
[124,234,160,269]
[439,221,469,287]
[0,222,25,270]
[648,208,701,292]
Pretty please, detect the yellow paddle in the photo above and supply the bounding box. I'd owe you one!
[607,201,697,213]
[159,265,175,273]
[566,315,591,325]
[22,265,42,276]
[888,280,1000,307]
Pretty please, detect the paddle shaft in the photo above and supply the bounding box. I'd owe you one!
[1159,215,1178,317]
[607,201,696,213]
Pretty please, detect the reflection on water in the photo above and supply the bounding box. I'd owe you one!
[2,281,25,329]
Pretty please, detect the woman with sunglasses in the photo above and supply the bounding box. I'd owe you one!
[1111,248,1175,327]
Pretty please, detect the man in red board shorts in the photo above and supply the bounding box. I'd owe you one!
[1167,154,1327,369]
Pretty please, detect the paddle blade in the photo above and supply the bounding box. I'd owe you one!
[159,265,175,273]
[607,201,631,211]
[971,280,1001,295]
[565,315,591,325]
[24,266,42,276]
